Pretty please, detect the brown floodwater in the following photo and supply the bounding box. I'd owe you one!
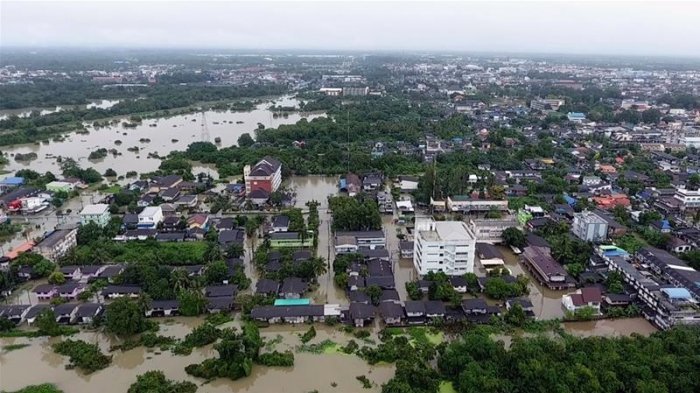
[562,318,657,337]
[286,175,347,305]
[1,96,324,177]
[0,321,394,393]
[498,245,568,319]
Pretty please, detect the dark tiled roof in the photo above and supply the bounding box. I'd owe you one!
[205,285,238,298]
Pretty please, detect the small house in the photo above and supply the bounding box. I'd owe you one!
[348,303,376,327]
[379,302,404,326]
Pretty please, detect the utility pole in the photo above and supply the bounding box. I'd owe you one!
[201,111,210,143]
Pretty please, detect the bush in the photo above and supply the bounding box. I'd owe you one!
[52,339,112,374]
[300,325,317,343]
[256,351,294,367]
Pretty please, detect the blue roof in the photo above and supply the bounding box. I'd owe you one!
[568,112,586,117]
[339,178,347,188]
[661,219,671,230]
[563,194,577,206]
[274,298,311,306]
[0,177,24,185]
[661,287,692,299]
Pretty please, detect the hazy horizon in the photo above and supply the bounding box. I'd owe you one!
[2,1,700,58]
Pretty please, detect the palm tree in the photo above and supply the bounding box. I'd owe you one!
[170,268,190,292]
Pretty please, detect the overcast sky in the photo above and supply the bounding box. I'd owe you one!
[2,1,699,57]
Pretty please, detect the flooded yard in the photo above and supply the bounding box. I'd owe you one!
[0,322,393,393]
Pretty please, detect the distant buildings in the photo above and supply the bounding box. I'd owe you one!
[572,211,608,242]
[79,204,111,227]
[244,156,282,197]
[567,112,586,123]
[413,219,476,275]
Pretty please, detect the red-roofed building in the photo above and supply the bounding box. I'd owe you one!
[244,156,282,196]
[598,164,617,174]
[592,194,631,209]
[562,286,602,315]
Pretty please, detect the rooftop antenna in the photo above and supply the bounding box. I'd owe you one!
[201,110,210,142]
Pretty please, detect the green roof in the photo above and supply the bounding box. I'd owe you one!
[274,298,311,306]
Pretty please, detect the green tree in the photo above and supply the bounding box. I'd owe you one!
[47,271,66,285]
[365,285,382,306]
[128,371,197,393]
[502,227,526,248]
[36,309,62,336]
[205,260,229,284]
[237,133,255,147]
[105,298,149,336]
[178,289,207,317]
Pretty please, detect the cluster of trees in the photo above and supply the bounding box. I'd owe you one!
[127,371,197,393]
[63,238,208,265]
[60,158,102,184]
[52,339,112,374]
[437,327,700,393]
[425,272,462,306]
[333,253,363,289]
[483,273,530,300]
[253,243,327,282]
[538,221,592,278]
[329,195,381,231]
[10,253,55,278]
[357,331,440,393]
[184,323,292,381]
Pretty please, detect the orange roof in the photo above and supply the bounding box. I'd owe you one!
[592,195,630,209]
[598,164,617,173]
[5,240,35,260]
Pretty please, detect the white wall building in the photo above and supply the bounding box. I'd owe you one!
[138,206,163,228]
[674,188,700,209]
[572,211,608,242]
[79,204,111,227]
[413,219,476,276]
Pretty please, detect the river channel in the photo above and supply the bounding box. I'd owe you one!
[0,96,324,177]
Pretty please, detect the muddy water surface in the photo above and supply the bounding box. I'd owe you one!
[0,322,393,393]
[1,96,324,177]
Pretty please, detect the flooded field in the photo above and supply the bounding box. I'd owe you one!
[0,322,394,393]
[1,96,324,177]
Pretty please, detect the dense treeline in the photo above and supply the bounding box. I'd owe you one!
[435,327,700,393]
[329,195,382,231]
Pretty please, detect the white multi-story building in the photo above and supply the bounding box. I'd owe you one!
[468,217,519,243]
[674,188,700,209]
[572,211,608,242]
[413,219,476,276]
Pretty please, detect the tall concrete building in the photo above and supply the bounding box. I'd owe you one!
[572,211,608,242]
[413,219,476,276]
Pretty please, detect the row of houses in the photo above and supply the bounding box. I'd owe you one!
[250,297,534,327]
[596,245,700,329]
